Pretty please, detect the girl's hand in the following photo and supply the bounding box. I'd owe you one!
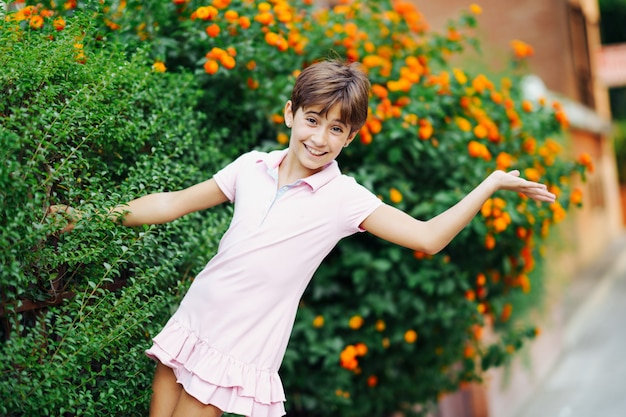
[47,204,81,233]
[489,170,556,203]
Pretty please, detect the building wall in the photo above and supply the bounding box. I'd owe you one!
[416,0,578,98]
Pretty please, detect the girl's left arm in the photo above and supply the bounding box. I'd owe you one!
[360,170,555,255]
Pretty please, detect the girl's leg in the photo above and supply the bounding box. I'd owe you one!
[172,390,223,417]
[150,362,183,417]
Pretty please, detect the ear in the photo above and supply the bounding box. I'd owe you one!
[344,130,358,148]
[283,101,293,128]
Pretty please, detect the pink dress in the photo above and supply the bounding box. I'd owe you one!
[145,149,383,417]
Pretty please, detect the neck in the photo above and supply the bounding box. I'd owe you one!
[278,152,321,187]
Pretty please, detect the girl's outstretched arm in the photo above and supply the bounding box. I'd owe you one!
[49,178,229,231]
[360,170,555,255]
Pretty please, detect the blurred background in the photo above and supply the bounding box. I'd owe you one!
[416,0,626,416]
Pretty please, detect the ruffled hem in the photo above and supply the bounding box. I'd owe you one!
[145,319,286,417]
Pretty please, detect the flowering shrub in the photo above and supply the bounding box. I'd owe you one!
[2,1,590,416]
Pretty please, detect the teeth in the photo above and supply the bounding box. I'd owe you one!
[305,144,325,156]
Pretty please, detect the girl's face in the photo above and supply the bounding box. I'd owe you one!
[283,100,356,176]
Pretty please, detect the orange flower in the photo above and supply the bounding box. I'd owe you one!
[404,330,418,343]
[212,0,231,9]
[510,39,534,59]
[578,152,594,172]
[224,10,238,21]
[476,273,487,286]
[354,343,368,356]
[470,3,482,14]
[550,201,567,223]
[340,345,359,370]
[271,114,284,124]
[371,84,388,99]
[367,375,378,387]
[29,15,44,30]
[555,110,569,128]
[152,61,166,72]
[360,128,372,145]
[524,167,541,182]
[418,121,433,140]
[490,91,503,104]
[472,74,494,93]
[196,6,218,20]
[247,77,259,90]
[468,141,483,158]
[453,68,468,84]
[265,31,279,46]
[468,141,491,161]
[455,117,472,132]
[389,188,403,204]
[413,250,432,260]
[472,325,483,340]
[255,11,274,25]
[220,54,236,70]
[206,24,220,37]
[366,118,382,134]
[473,124,488,139]
[521,246,534,272]
[312,315,324,328]
[375,320,385,332]
[276,132,289,145]
[516,226,528,240]
[349,315,364,329]
[257,1,271,12]
[522,136,537,154]
[448,27,462,42]
[522,100,533,112]
[53,17,66,31]
[493,216,509,233]
[387,78,412,92]
[516,274,531,293]
[496,152,513,171]
[570,188,583,205]
[238,16,251,29]
[485,234,495,250]
[204,59,219,75]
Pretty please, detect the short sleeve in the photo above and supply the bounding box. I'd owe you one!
[338,176,384,235]
[213,151,260,202]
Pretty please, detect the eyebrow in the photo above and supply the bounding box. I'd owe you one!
[304,110,347,126]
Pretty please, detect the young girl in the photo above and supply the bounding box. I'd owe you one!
[53,60,555,417]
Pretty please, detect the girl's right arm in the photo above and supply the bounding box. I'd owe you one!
[50,178,229,231]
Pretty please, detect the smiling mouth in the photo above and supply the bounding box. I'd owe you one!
[304,143,327,157]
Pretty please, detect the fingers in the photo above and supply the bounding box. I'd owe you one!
[47,204,77,233]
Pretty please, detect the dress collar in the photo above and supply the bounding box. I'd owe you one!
[256,149,341,192]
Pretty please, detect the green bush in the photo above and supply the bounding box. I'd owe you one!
[2,1,590,416]
[0,12,233,416]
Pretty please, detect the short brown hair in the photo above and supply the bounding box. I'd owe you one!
[290,60,371,135]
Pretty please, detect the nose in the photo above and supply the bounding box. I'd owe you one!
[310,131,328,147]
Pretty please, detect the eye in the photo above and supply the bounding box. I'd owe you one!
[331,126,344,134]
[306,117,318,125]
